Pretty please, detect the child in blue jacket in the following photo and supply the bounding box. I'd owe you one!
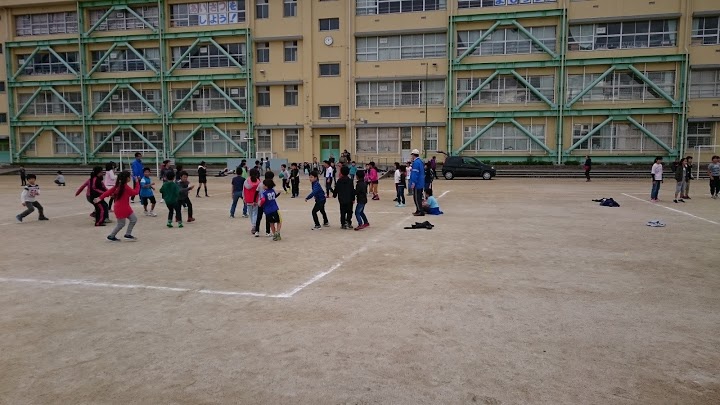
[305,170,329,230]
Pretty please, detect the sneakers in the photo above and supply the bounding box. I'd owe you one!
[144,211,150,216]
[311,225,322,230]
[362,223,369,229]
[38,217,49,221]
[178,222,184,228]
[354,225,363,231]
[187,217,195,222]
[230,215,234,218]
[272,232,282,241]
[167,221,173,228]
[107,235,120,242]
[254,231,260,237]
[393,198,398,202]
[104,219,113,223]
[123,235,137,241]
[265,232,272,237]
[395,203,405,207]
[413,212,426,216]
[323,222,330,227]
[95,223,106,227]
[341,225,348,230]
[242,214,249,218]
[372,195,380,201]
[16,215,22,223]
[149,211,157,217]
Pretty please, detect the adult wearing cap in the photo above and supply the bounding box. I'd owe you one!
[409,149,425,216]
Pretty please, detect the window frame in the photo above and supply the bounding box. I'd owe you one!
[319,105,341,119]
[256,129,272,152]
[284,85,299,106]
[284,0,297,17]
[169,1,246,27]
[284,128,299,150]
[256,41,270,63]
[283,41,298,62]
[319,63,340,77]
[319,18,340,31]
[257,85,271,107]
[256,0,269,19]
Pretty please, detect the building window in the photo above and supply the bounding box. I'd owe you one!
[256,0,269,19]
[319,63,340,77]
[0,82,5,93]
[0,45,3,54]
[256,42,270,63]
[91,48,160,72]
[357,80,445,108]
[15,12,78,36]
[172,86,246,112]
[257,129,272,151]
[17,51,79,76]
[17,91,82,116]
[319,18,339,31]
[459,0,556,9]
[692,16,720,45]
[356,127,400,154]
[173,128,240,155]
[456,75,554,106]
[284,129,299,150]
[319,105,340,119]
[572,122,672,152]
[284,0,297,17]
[423,127,438,151]
[88,6,159,31]
[568,19,677,51]
[284,41,298,62]
[171,43,246,69]
[356,0,446,15]
[96,130,162,154]
[92,89,162,114]
[463,123,546,152]
[566,71,675,102]
[690,69,720,99]
[54,132,83,155]
[257,86,270,106]
[0,114,6,123]
[687,122,714,148]
[456,26,556,57]
[357,33,446,61]
[284,85,299,106]
[170,1,246,26]
[20,133,37,154]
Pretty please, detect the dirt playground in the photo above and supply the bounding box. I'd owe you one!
[0,174,718,404]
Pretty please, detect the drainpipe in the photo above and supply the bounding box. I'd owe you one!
[557,0,567,165]
[347,0,353,158]
[679,0,691,159]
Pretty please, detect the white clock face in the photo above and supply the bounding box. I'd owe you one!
[324,36,333,46]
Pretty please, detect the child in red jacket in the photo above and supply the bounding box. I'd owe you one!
[95,171,141,242]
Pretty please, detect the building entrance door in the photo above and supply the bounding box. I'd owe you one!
[320,135,340,163]
[401,127,412,162]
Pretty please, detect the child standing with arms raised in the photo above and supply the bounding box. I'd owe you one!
[259,179,282,241]
[95,171,141,241]
[160,171,183,228]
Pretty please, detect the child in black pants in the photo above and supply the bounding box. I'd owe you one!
[254,171,274,237]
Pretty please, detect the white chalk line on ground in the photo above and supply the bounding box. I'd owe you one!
[0,211,91,227]
[0,190,452,299]
[279,189,452,298]
[621,193,719,226]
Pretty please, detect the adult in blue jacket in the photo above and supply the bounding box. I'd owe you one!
[130,152,144,202]
[409,149,425,216]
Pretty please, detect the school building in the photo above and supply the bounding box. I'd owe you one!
[0,0,719,166]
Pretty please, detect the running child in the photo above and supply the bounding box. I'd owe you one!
[230,168,246,218]
[104,162,117,211]
[280,164,290,194]
[178,171,195,222]
[306,170,329,230]
[396,165,407,207]
[16,174,49,223]
[243,168,261,234]
[160,171,182,228]
[368,162,379,200]
[95,171,141,241]
[290,163,300,198]
[259,179,282,241]
[196,161,208,197]
[333,165,355,229]
[75,166,108,224]
[139,167,157,216]
[253,171,274,237]
[354,170,369,230]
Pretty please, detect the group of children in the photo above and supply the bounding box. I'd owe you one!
[652,155,720,202]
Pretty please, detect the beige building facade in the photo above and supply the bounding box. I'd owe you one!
[0,0,719,165]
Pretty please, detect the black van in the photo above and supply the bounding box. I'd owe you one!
[441,156,496,180]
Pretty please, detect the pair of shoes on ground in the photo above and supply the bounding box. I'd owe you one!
[673,199,686,203]
[16,216,49,223]
[412,211,426,216]
[311,222,331,230]
[681,195,691,199]
[354,223,369,231]
[144,211,157,217]
[255,231,272,237]
[167,221,184,228]
[107,234,137,242]
[272,232,282,241]
[340,224,354,230]
[646,220,666,227]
